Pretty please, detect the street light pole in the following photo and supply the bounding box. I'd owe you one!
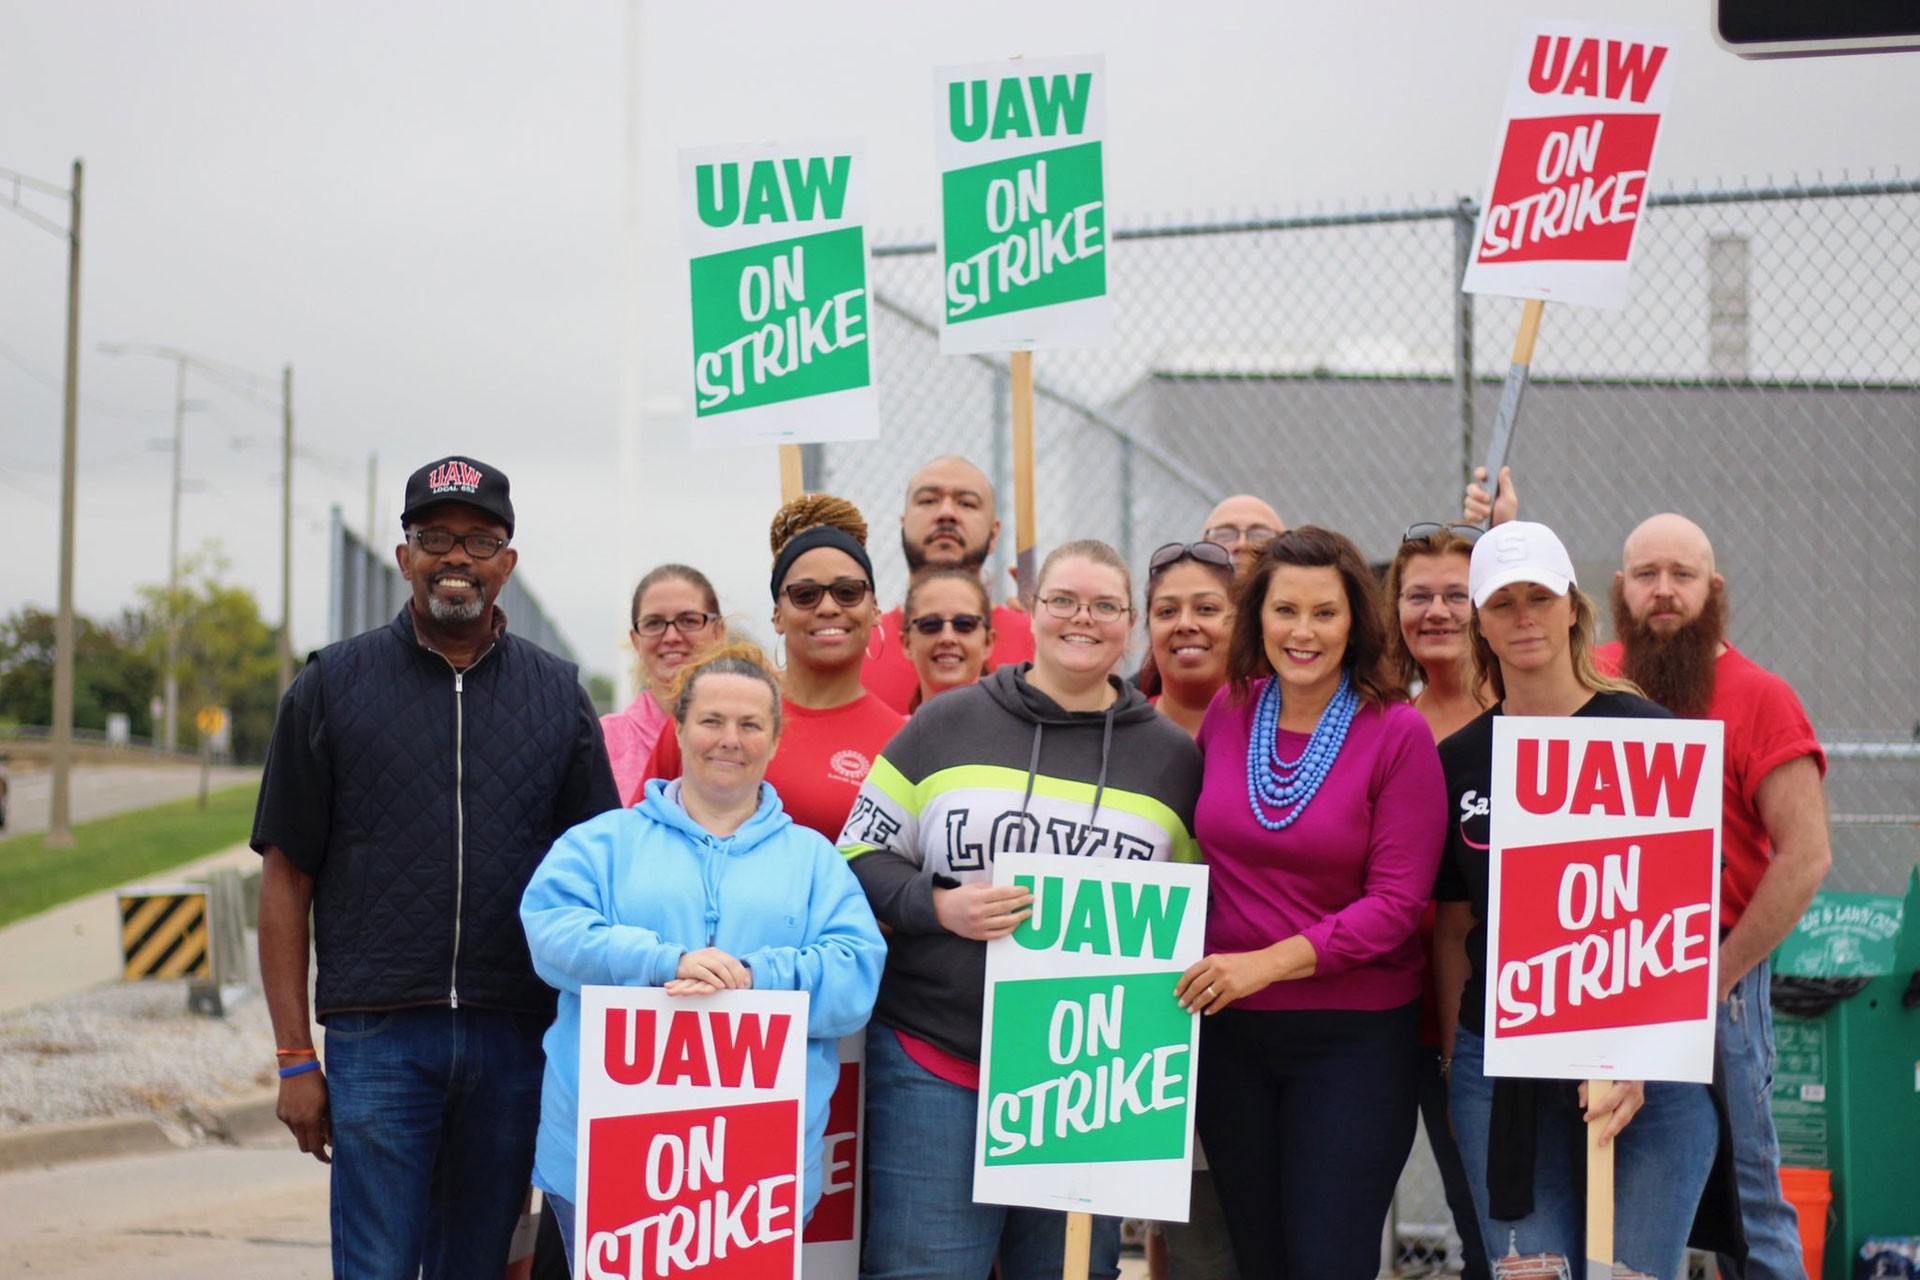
[164,355,185,753]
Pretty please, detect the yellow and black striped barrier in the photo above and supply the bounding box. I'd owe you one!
[118,886,211,981]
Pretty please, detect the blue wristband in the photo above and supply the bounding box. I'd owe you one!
[278,1060,322,1079]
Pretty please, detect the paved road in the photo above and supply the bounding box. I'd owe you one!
[3,763,259,838]
[0,1136,330,1278]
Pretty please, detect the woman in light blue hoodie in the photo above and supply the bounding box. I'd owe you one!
[522,640,886,1270]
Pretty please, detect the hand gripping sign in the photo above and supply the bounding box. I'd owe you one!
[679,139,879,449]
[1462,22,1678,310]
[577,986,808,1280]
[975,852,1208,1223]
[935,55,1112,355]
[1485,717,1723,1083]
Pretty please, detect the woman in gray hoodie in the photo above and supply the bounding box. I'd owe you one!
[839,539,1204,1280]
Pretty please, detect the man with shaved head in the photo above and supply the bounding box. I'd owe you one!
[1200,493,1286,576]
[862,455,1035,713]
[1467,472,1831,1280]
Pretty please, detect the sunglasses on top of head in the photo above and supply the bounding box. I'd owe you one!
[1149,541,1235,574]
[1401,522,1483,545]
[780,578,873,610]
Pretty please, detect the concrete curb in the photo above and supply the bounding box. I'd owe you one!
[0,1087,287,1174]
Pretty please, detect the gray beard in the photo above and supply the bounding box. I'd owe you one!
[427,593,487,624]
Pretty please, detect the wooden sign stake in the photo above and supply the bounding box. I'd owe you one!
[779,443,805,504]
[1010,351,1037,601]
[1477,297,1546,527]
[1585,1077,1616,1280]
[1062,1208,1092,1280]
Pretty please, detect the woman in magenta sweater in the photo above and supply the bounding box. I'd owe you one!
[1175,526,1447,1280]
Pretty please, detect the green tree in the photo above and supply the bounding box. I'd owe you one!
[0,607,159,736]
[140,547,289,761]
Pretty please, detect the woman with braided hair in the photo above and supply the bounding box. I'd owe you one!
[637,494,905,840]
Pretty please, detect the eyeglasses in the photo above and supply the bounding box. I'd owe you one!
[635,610,718,638]
[1149,541,1235,574]
[1399,590,1473,611]
[1202,524,1280,551]
[1402,522,1483,545]
[411,529,508,559]
[907,613,986,637]
[1038,594,1131,622]
[780,578,872,610]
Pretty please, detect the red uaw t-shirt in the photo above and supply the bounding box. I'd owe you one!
[635,693,906,841]
[1596,640,1826,929]
[862,606,1035,715]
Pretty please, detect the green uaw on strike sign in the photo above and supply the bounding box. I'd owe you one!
[975,852,1206,1222]
[679,138,879,448]
[935,55,1111,355]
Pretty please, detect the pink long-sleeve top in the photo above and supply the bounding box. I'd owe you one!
[1195,681,1446,1012]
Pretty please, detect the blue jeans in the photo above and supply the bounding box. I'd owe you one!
[547,1192,578,1273]
[1719,960,1808,1280]
[1418,1043,1491,1280]
[859,1025,1121,1280]
[1449,1029,1717,1279]
[322,1005,548,1280]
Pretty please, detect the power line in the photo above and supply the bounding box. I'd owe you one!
[0,339,173,422]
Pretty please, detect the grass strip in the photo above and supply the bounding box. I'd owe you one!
[0,783,260,928]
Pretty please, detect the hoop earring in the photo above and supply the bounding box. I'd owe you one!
[773,633,787,669]
[865,618,885,662]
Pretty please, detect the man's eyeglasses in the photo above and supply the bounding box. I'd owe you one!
[780,578,872,610]
[411,529,507,559]
[1149,541,1235,574]
[635,611,718,638]
[1202,524,1280,551]
[1402,522,1483,545]
[908,613,986,637]
[1037,594,1131,622]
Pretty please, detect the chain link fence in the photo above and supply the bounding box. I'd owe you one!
[821,174,1920,1275]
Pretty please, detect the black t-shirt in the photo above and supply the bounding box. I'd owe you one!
[1433,690,1672,1038]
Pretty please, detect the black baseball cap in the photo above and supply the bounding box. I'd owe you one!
[400,455,515,537]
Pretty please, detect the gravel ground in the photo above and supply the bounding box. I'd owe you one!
[0,981,275,1129]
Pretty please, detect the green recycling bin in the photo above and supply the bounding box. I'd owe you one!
[1769,869,1920,1280]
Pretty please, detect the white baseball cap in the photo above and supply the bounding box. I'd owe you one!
[1468,521,1577,607]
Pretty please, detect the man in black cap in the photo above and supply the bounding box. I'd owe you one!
[253,455,619,1280]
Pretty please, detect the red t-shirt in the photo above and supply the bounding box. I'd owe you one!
[634,693,907,841]
[863,605,1035,715]
[1596,640,1826,929]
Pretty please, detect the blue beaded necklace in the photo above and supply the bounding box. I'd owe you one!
[1246,671,1358,831]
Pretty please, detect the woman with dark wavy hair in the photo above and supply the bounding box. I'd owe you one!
[1174,526,1447,1279]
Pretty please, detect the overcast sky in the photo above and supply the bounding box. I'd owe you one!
[4,0,1915,687]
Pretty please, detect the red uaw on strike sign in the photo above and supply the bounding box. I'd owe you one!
[1462,21,1678,309]
[1485,717,1722,1082]
[799,1035,864,1280]
[577,986,808,1280]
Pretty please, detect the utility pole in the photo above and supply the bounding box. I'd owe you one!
[278,363,294,696]
[365,452,378,548]
[5,159,87,845]
[163,357,185,752]
[49,159,84,848]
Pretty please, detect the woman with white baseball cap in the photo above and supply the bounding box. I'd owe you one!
[1429,521,1719,1279]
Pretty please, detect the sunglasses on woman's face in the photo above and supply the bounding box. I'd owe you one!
[780,578,872,610]
[908,613,986,637]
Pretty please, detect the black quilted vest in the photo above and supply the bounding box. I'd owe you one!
[304,609,598,1016]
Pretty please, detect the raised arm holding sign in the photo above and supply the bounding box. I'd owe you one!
[1461,24,1677,523]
